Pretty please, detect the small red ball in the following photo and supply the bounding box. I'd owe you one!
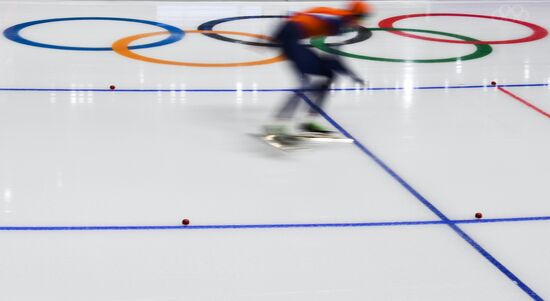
[475,212,483,219]
[490,81,496,86]
[182,219,190,225]
[109,85,116,90]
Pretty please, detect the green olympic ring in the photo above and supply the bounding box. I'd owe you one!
[310,27,493,63]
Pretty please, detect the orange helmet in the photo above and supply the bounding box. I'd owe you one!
[348,1,371,18]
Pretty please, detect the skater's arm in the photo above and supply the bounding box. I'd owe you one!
[348,71,365,85]
[344,67,365,86]
[325,56,365,85]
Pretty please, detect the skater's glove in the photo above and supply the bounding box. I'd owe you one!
[352,76,365,86]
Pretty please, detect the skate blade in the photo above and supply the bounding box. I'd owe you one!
[255,134,306,151]
[294,132,354,143]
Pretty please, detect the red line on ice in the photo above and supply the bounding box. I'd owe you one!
[497,86,550,119]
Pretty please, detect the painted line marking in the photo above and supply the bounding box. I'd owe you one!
[295,91,543,300]
[0,82,547,93]
[497,86,550,118]
[1,215,550,231]
[0,82,546,298]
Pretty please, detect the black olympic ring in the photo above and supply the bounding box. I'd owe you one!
[197,15,372,48]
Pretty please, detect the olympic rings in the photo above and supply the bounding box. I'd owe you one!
[378,13,548,44]
[2,13,547,66]
[311,27,492,63]
[197,15,372,47]
[112,30,285,67]
[3,17,184,51]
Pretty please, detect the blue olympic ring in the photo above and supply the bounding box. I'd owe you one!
[3,17,185,51]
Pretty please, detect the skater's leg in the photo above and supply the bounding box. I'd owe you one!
[300,64,336,133]
[282,50,336,116]
[268,23,338,134]
[275,74,309,120]
[274,93,300,120]
[264,74,309,136]
[306,72,334,116]
[263,23,304,135]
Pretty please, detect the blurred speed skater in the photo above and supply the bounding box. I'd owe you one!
[265,0,372,136]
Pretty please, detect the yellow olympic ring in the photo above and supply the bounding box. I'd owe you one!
[112,29,286,67]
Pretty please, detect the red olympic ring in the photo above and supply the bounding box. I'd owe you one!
[378,13,548,44]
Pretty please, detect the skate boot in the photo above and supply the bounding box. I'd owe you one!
[261,122,303,150]
[299,121,335,134]
[297,121,352,143]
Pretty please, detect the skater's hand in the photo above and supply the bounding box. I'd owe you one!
[352,76,365,86]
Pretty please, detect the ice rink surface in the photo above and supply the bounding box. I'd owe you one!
[0,0,549,300]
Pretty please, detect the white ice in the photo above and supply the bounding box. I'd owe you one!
[0,1,549,300]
